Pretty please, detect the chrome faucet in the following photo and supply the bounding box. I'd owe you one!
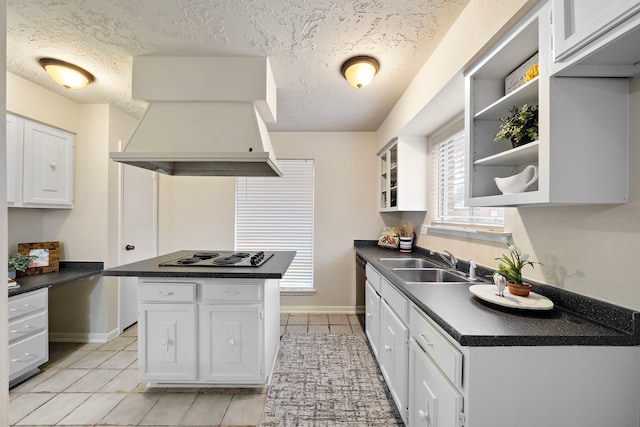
[439,250,457,269]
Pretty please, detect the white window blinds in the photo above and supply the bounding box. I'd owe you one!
[235,159,314,288]
[430,122,504,226]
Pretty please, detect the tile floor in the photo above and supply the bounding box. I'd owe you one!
[9,313,365,426]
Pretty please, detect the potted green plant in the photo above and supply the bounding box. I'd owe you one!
[494,104,539,148]
[8,253,38,280]
[495,245,540,297]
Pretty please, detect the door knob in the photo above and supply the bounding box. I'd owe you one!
[125,245,135,251]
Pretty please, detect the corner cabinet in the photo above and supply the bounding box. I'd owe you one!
[465,2,628,207]
[378,137,428,212]
[6,113,75,209]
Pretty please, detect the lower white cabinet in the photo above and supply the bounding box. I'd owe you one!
[6,113,75,208]
[199,304,263,382]
[137,277,280,386]
[380,299,408,422]
[365,280,381,359]
[9,288,49,386]
[139,303,197,382]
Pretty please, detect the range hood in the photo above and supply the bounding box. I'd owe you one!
[111,56,282,177]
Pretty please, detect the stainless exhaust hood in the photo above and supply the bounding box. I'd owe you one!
[110,56,282,177]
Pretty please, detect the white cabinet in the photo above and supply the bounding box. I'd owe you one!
[378,137,428,212]
[137,277,280,386]
[465,2,628,207]
[9,288,49,386]
[409,305,464,427]
[380,299,408,423]
[6,113,74,208]
[199,304,263,382]
[365,281,381,359]
[552,0,640,63]
[139,303,197,382]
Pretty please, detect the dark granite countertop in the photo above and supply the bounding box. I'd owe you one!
[102,250,296,279]
[355,241,640,347]
[9,261,104,297]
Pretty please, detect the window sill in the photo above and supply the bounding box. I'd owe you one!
[280,288,317,296]
[427,224,511,243]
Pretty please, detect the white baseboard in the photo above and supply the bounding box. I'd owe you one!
[49,328,121,344]
[281,306,365,314]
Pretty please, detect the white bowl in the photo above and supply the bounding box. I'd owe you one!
[494,165,538,194]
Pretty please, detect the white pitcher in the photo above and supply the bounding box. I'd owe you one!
[494,165,538,194]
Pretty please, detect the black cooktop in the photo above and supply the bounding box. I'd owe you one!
[159,251,274,268]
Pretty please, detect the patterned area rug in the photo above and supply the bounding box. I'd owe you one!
[261,332,404,426]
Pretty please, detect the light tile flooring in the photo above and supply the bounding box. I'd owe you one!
[9,313,365,426]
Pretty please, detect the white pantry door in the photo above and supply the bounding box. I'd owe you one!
[118,148,158,333]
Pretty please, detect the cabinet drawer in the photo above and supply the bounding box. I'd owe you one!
[9,331,48,379]
[203,280,262,302]
[9,289,47,321]
[139,283,196,302]
[366,264,382,293]
[381,278,408,324]
[410,306,462,389]
[9,312,47,344]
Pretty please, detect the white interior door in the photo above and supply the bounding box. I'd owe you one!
[119,143,158,333]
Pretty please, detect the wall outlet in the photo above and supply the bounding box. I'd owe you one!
[420,224,428,235]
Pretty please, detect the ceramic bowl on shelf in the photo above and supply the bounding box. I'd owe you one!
[494,165,538,194]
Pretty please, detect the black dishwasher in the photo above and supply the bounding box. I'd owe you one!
[355,253,366,328]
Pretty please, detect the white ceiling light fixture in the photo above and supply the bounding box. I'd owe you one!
[341,56,380,89]
[39,58,95,89]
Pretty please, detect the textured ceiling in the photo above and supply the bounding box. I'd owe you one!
[7,0,469,131]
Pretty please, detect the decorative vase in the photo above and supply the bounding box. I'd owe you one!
[8,267,16,280]
[507,282,532,297]
[399,237,413,253]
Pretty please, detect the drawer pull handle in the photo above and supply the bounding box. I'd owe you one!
[158,291,174,296]
[224,290,240,295]
[419,333,433,347]
[11,352,38,363]
[366,312,372,317]
[10,304,33,312]
[384,344,392,352]
[418,409,429,420]
[228,339,235,346]
[10,325,37,334]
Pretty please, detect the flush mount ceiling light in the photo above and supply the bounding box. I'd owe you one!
[39,58,95,89]
[341,56,379,89]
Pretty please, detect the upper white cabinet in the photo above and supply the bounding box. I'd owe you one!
[6,113,75,208]
[552,0,640,74]
[465,2,628,207]
[378,137,428,212]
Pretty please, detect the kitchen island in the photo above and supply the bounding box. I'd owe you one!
[103,250,295,387]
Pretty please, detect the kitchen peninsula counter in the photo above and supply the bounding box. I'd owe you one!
[101,250,296,279]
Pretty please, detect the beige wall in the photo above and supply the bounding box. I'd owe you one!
[157,132,383,311]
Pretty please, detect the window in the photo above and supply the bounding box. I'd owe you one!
[235,159,314,289]
[430,120,504,226]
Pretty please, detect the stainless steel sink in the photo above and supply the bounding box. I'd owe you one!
[391,268,470,283]
[378,258,437,268]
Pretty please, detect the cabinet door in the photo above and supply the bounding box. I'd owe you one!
[139,303,197,382]
[199,304,263,383]
[380,300,408,423]
[553,0,640,61]
[409,339,464,427]
[6,114,23,205]
[22,120,74,207]
[365,281,381,360]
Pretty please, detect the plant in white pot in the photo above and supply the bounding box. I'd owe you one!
[8,253,38,280]
[494,245,540,297]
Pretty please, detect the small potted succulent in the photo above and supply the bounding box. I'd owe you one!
[494,245,540,297]
[8,253,38,280]
[494,104,539,148]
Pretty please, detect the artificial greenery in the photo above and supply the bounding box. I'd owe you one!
[494,104,539,146]
[495,245,540,285]
[8,253,38,272]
